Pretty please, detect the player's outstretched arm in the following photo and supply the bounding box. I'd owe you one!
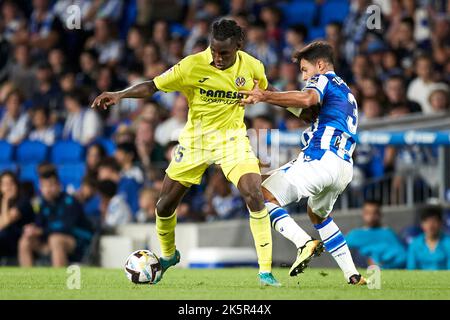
[91,80,158,110]
[240,80,318,109]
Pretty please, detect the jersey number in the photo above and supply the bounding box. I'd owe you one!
[347,93,358,134]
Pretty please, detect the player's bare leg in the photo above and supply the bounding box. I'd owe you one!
[262,187,323,276]
[308,206,366,285]
[237,173,280,287]
[154,174,190,277]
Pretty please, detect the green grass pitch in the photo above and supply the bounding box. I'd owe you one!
[0,267,449,300]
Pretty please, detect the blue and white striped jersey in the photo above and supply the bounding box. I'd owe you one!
[301,71,358,163]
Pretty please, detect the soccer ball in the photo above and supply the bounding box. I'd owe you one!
[124,250,162,284]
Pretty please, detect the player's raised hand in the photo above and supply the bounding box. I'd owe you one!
[240,80,266,105]
[90,91,122,110]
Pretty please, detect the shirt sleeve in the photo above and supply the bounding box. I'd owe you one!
[254,61,269,90]
[406,241,418,270]
[303,74,329,104]
[153,58,189,93]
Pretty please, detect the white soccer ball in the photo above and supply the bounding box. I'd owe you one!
[124,250,162,284]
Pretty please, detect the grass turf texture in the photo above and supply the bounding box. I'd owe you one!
[0,267,449,300]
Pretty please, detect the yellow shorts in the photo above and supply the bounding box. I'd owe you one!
[166,138,260,187]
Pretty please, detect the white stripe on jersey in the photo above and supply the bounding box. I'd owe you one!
[321,126,335,150]
[337,132,350,159]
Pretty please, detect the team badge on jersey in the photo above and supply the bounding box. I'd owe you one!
[235,76,246,87]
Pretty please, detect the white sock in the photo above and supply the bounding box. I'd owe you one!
[266,202,311,249]
[314,217,359,281]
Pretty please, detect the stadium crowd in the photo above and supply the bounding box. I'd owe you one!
[0,0,449,267]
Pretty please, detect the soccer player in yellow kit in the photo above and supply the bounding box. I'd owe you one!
[91,19,280,286]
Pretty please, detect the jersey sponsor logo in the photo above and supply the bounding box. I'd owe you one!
[198,77,209,83]
[235,76,246,87]
[199,88,244,99]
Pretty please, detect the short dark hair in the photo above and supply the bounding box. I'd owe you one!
[364,198,382,208]
[116,142,137,161]
[98,157,121,173]
[211,19,244,43]
[33,106,50,119]
[288,24,308,39]
[97,179,117,199]
[293,41,335,66]
[420,205,443,222]
[39,169,59,181]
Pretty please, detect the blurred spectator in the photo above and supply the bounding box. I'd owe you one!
[204,169,245,221]
[48,47,66,77]
[407,206,450,270]
[245,21,278,80]
[135,117,165,172]
[15,0,63,57]
[76,49,99,88]
[407,54,449,114]
[0,89,29,144]
[136,187,158,223]
[155,95,188,146]
[184,12,212,56]
[141,42,166,80]
[28,106,56,145]
[97,179,131,230]
[62,90,103,145]
[259,6,282,48]
[0,171,34,260]
[346,199,407,269]
[76,175,101,228]
[5,44,36,99]
[85,18,123,67]
[389,17,418,72]
[84,0,123,27]
[282,24,308,62]
[114,142,144,185]
[429,88,450,113]
[384,75,422,113]
[86,143,107,178]
[31,61,63,112]
[97,157,140,218]
[18,169,93,267]
[360,97,383,123]
[1,0,25,43]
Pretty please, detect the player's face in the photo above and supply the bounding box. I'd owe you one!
[210,38,239,70]
[299,59,320,81]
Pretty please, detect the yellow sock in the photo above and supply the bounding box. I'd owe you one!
[155,210,177,258]
[249,207,272,273]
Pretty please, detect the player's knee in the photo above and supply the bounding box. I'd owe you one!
[241,186,264,207]
[155,197,175,218]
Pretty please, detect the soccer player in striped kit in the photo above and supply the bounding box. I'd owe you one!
[241,41,366,285]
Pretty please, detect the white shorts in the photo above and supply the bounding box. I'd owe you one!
[262,151,353,217]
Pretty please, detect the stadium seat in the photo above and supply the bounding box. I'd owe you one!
[16,140,49,165]
[95,138,116,156]
[19,164,39,191]
[0,141,14,163]
[57,162,86,191]
[51,141,85,164]
[308,26,326,41]
[0,163,18,174]
[320,1,350,25]
[278,2,317,27]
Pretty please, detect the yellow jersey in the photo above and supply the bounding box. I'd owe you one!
[153,47,268,150]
